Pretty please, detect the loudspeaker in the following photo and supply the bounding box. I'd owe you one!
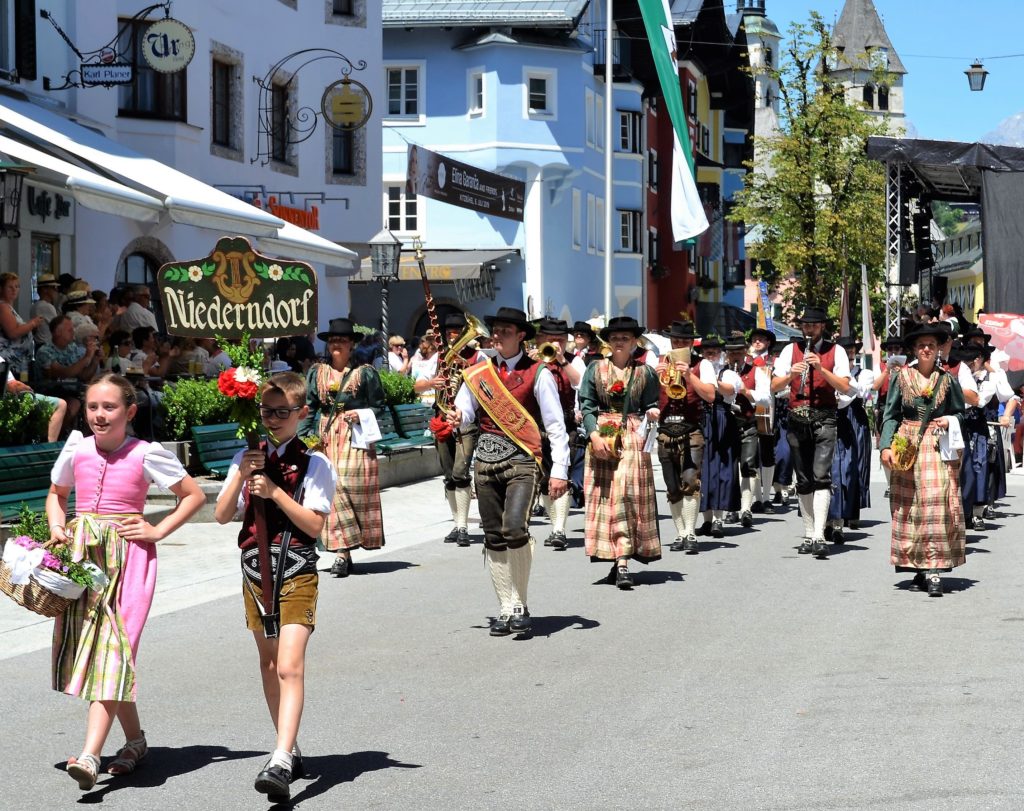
[931,275,948,305]
[913,210,933,268]
[899,252,918,286]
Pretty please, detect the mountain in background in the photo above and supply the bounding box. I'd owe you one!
[982,111,1024,146]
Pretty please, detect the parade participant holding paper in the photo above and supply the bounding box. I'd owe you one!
[578,316,661,588]
[301,317,386,578]
[880,324,966,597]
[46,373,205,791]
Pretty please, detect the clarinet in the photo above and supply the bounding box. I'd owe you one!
[797,363,810,398]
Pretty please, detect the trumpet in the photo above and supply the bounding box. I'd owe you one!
[659,348,690,399]
[537,342,561,363]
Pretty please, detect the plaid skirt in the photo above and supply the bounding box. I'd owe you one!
[890,421,965,571]
[584,413,661,563]
[52,514,157,703]
[320,414,384,552]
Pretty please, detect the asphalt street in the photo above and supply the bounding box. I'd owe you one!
[3,457,1024,810]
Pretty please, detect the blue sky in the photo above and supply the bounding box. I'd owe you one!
[769,1,1022,142]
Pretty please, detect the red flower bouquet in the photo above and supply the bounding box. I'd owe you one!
[608,380,625,396]
[215,336,270,440]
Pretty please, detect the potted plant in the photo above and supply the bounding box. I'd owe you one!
[159,378,232,466]
[0,393,55,447]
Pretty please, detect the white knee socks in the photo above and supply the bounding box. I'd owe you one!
[682,495,700,537]
[548,493,570,533]
[760,466,775,503]
[797,493,814,539]
[508,541,534,609]
[812,490,831,541]
[445,489,458,523]
[740,476,756,513]
[485,548,515,617]
[453,487,472,530]
[669,499,686,537]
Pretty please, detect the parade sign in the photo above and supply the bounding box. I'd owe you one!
[157,236,318,339]
[406,144,525,222]
[142,18,195,74]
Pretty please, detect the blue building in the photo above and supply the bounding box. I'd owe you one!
[352,0,649,337]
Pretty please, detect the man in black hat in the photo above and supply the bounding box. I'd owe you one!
[771,306,851,558]
[747,327,778,512]
[533,317,581,549]
[826,336,873,542]
[433,312,487,546]
[451,307,570,636]
[572,320,608,367]
[728,333,774,527]
[953,342,1002,530]
[655,320,706,551]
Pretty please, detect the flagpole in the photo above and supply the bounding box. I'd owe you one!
[603,0,614,320]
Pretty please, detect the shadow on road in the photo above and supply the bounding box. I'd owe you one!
[54,744,265,802]
[636,570,685,586]
[519,614,600,637]
[826,544,869,556]
[352,561,420,575]
[282,750,421,807]
[697,541,739,552]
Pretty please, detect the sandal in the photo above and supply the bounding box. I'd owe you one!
[107,733,148,775]
[67,753,101,791]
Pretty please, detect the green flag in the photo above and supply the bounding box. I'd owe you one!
[638,0,708,241]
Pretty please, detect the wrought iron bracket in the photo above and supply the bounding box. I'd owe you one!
[251,48,368,167]
[40,2,172,91]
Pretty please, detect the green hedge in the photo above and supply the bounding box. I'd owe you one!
[0,393,55,446]
[160,378,233,442]
[378,369,418,406]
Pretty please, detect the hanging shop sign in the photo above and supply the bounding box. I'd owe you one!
[80,62,133,86]
[406,144,525,222]
[321,78,373,132]
[157,236,318,339]
[142,18,195,74]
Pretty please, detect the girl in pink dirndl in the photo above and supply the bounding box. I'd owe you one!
[46,373,205,791]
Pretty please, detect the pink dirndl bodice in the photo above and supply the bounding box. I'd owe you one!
[72,436,151,514]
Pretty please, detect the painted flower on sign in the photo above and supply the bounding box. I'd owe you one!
[268,264,284,281]
[188,265,203,282]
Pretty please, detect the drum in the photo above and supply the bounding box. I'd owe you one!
[755,404,773,436]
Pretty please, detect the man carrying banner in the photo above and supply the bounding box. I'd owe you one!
[771,307,852,558]
[450,307,570,637]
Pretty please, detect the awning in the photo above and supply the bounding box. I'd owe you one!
[0,134,163,223]
[354,249,518,282]
[0,93,357,268]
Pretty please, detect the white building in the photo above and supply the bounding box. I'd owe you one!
[0,0,381,331]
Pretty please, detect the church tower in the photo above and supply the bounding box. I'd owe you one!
[829,0,907,134]
[737,0,781,136]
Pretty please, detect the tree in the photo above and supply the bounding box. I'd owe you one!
[731,13,888,327]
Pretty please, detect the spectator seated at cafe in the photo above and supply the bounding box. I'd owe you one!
[1,350,69,442]
[101,330,134,374]
[198,337,233,376]
[276,334,316,373]
[62,289,102,344]
[169,336,210,376]
[129,326,178,379]
[113,284,159,334]
[0,271,46,378]
[31,273,60,346]
[36,315,100,387]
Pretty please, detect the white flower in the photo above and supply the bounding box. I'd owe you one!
[268,264,284,281]
[234,366,262,385]
[188,265,203,282]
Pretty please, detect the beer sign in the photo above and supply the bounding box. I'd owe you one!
[157,236,318,339]
[142,18,195,74]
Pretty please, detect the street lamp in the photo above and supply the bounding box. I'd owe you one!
[0,163,32,238]
[368,226,402,336]
[965,61,988,92]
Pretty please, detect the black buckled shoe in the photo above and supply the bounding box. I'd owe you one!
[832,527,845,545]
[711,520,724,538]
[255,763,292,803]
[740,510,753,528]
[772,491,783,506]
[927,574,943,597]
[697,520,712,537]
[812,539,830,559]
[615,566,634,590]
[762,502,776,514]
[455,528,471,547]
[490,615,512,636]
[510,606,532,634]
[330,555,349,578]
[669,536,686,552]
[909,571,926,592]
[725,511,739,524]
[823,525,834,542]
[543,535,553,546]
[290,750,305,781]
[443,526,460,543]
[972,516,986,532]
[683,535,699,555]
[983,504,996,520]
[798,539,813,554]
[751,500,764,514]
[549,531,567,551]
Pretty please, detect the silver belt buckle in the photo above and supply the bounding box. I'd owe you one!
[476,433,519,463]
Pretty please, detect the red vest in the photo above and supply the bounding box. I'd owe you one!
[478,355,543,437]
[238,438,314,550]
[545,361,577,425]
[737,363,758,419]
[789,341,839,409]
[659,371,705,424]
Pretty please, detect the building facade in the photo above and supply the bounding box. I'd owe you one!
[0,0,382,332]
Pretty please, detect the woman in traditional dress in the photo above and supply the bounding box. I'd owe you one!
[826,336,874,542]
[46,373,205,790]
[302,317,386,578]
[696,336,742,538]
[880,324,966,597]
[578,316,661,589]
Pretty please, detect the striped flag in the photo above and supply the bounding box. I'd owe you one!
[860,264,877,352]
[638,0,709,243]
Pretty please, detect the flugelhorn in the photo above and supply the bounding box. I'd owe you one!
[659,348,690,399]
[537,342,561,363]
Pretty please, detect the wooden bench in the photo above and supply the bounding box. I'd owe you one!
[392,403,436,447]
[0,441,74,520]
[191,423,247,478]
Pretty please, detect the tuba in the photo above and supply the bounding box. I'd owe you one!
[659,348,690,399]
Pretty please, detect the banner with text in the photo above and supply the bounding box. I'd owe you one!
[157,236,318,339]
[406,144,525,222]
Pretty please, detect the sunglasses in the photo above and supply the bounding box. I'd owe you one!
[391,343,406,349]
[259,405,302,419]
